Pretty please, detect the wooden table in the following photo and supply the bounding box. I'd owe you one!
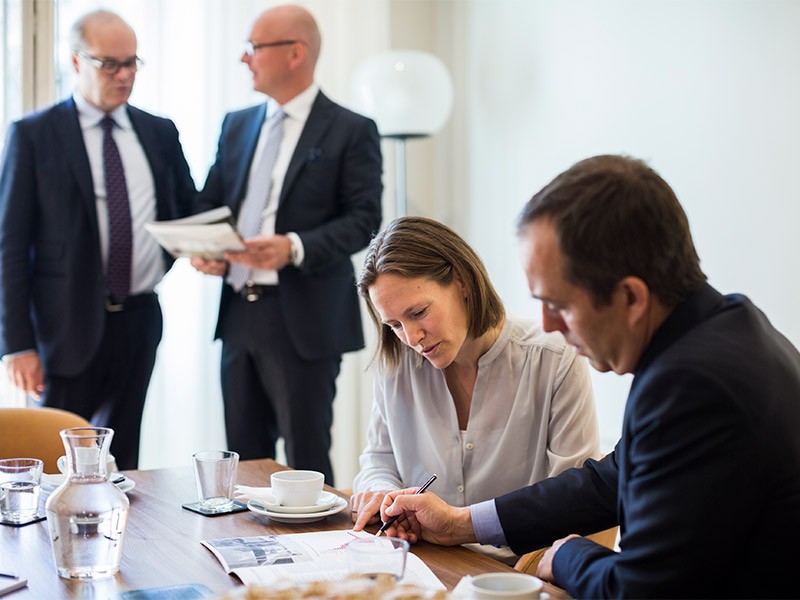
[0,459,568,598]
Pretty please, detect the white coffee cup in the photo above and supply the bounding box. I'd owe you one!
[57,450,118,476]
[270,470,324,507]
[468,573,548,599]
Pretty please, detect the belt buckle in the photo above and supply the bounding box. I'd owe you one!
[105,298,124,312]
[243,283,260,303]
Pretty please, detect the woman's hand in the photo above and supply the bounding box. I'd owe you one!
[350,490,389,531]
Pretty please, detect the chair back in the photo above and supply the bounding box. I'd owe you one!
[0,407,91,473]
[514,526,619,575]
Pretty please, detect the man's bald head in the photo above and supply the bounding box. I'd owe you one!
[243,4,322,102]
[70,10,136,53]
[262,4,321,66]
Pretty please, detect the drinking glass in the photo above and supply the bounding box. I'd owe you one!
[346,536,409,581]
[193,451,239,512]
[0,458,43,523]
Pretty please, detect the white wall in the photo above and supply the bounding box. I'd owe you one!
[457,0,800,451]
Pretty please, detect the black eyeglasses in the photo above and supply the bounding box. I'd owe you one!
[243,40,301,57]
[78,51,143,75]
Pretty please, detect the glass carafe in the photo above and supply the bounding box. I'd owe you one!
[45,427,129,580]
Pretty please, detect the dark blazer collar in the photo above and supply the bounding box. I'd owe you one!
[126,104,167,199]
[231,104,268,207]
[56,98,171,225]
[52,98,102,253]
[634,282,725,377]
[54,98,94,206]
[280,91,335,204]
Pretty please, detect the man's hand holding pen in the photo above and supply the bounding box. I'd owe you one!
[349,473,477,545]
[376,474,437,537]
[377,488,477,546]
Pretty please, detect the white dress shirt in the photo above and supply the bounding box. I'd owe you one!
[353,314,599,501]
[247,84,318,285]
[353,315,599,562]
[73,93,162,295]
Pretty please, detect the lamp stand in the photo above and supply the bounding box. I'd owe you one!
[388,134,426,217]
[394,137,407,217]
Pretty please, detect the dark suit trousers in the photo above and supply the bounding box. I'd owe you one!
[218,287,340,485]
[42,294,162,470]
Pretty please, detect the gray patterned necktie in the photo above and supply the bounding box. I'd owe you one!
[228,108,287,291]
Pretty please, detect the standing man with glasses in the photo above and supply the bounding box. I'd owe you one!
[0,10,196,469]
[191,5,382,485]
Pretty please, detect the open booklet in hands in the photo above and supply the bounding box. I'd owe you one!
[201,529,445,592]
[144,206,245,260]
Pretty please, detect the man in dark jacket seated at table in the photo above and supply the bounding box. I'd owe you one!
[374,154,800,598]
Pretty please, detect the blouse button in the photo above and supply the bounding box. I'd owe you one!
[457,485,464,493]
[465,442,474,450]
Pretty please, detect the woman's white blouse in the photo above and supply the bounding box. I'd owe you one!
[353,314,600,508]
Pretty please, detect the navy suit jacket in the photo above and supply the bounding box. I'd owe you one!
[0,98,196,376]
[494,284,800,598]
[195,91,383,360]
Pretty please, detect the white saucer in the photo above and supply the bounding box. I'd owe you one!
[243,491,340,514]
[41,473,136,494]
[247,495,348,523]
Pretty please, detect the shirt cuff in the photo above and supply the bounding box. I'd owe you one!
[470,499,508,547]
[2,349,37,362]
[286,232,305,267]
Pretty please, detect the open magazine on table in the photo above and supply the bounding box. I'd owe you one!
[201,529,445,590]
[144,206,245,260]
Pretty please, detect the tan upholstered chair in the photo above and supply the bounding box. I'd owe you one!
[514,526,619,575]
[0,407,90,473]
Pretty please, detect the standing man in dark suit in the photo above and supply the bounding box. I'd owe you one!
[375,155,800,598]
[0,10,196,469]
[191,5,382,485]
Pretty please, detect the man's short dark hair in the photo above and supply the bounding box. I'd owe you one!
[517,155,706,307]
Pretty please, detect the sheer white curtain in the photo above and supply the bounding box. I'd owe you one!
[0,0,24,407]
[45,0,392,484]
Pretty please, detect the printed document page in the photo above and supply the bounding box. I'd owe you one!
[202,530,445,591]
[144,206,245,259]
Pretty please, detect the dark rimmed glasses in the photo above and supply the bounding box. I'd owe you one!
[78,51,143,75]
[243,40,302,57]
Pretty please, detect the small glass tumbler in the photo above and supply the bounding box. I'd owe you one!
[346,536,409,582]
[0,458,43,523]
[193,450,239,512]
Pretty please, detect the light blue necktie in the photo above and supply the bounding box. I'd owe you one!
[228,108,287,292]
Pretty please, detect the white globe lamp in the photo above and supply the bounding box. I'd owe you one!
[351,50,454,215]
